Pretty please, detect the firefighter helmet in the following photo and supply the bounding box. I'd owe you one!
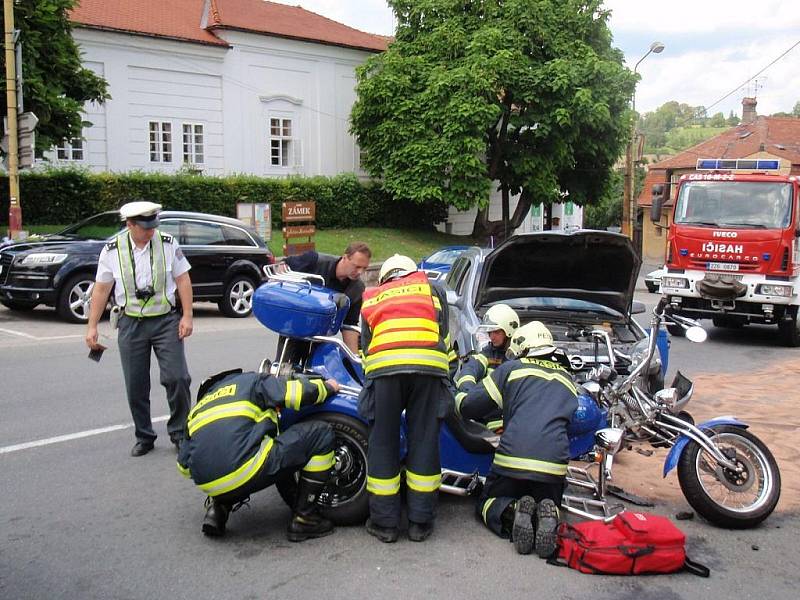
[379,254,418,284]
[477,304,520,337]
[506,321,556,359]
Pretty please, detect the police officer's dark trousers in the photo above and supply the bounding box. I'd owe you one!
[118,311,191,443]
[367,373,443,528]
[477,471,565,537]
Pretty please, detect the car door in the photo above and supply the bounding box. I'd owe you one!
[168,218,228,299]
[444,256,473,355]
[220,223,267,271]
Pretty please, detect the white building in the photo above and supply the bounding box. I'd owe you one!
[54,0,580,234]
[55,0,387,176]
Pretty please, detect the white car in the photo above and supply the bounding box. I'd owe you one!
[645,267,665,294]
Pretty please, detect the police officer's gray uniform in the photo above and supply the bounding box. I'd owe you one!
[95,202,192,449]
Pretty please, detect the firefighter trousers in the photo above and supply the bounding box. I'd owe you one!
[365,374,444,528]
[477,470,565,538]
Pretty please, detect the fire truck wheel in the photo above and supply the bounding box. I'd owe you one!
[778,315,799,347]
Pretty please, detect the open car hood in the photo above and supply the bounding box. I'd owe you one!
[476,231,641,315]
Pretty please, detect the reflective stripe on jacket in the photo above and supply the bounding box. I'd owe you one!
[115,230,171,317]
[177,371,330,495]
[460,356,579,482]
[360,271,450,378]
[455,344,506,392]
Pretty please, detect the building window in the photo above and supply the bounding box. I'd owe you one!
[56,138,84,161]
[182,123,204,164]
[149,121,172,162]
[269,117,301,167]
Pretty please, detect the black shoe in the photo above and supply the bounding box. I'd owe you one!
[202,500,229,537]
[366,519,399,543]
[130,441,154,457]
[535,499,559,558]
[169,433,184,451]
[286,513,335,542]
[512,496,536,555]
[408,521,433,542]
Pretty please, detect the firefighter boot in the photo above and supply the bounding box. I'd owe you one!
[535,498,559,558]
[202,498,230,537]
[286,475,335,542]
[512,496,536,555]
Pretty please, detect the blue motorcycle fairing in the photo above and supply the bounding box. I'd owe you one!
[662,416,748,478]
[569,392,609,458]
[308,341,364,388]
[278,391,364,430]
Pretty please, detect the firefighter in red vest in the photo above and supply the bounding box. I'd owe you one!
[359,254,453,543]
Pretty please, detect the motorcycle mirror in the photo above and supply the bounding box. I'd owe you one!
[595,427,624,455]
[685,326,707,343]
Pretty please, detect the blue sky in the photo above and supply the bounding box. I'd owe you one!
[277,0,799,118]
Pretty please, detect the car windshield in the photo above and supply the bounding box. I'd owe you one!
[426,248,465,265]
[501,296,622,318]
[674,181,793,229]
[57,212,124,240]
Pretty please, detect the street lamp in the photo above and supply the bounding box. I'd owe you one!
[622,41,665,240]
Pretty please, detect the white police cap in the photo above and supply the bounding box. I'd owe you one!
[119,201,162,229]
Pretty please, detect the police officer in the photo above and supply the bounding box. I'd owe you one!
[85,201,193,457]
[454,304,519,424]
[178,369,340,541]
[359,254,452,543]
[280,242,372,352]
[460,321,578,558]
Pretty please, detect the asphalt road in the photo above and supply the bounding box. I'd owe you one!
[1,294,797,600]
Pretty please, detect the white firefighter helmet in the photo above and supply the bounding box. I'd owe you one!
[379,254,418,284]
[506,321,556,359]
[477,304,520,337]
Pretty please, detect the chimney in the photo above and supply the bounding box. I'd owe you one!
[742,97,757,124]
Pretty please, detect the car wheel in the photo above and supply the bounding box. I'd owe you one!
[1,298,38,311]
[57,273,95,323]
[645,282,657,293]
[218,274,256,318]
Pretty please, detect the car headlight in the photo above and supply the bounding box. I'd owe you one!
[757,284,794,297]
[662,276,689,289]
[19,253,68,266]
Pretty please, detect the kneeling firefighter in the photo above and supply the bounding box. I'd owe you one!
[177,369,340,541]
[459,321,579,558]
[359,254,453,543]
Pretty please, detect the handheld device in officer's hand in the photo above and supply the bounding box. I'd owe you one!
[88,343,108,363]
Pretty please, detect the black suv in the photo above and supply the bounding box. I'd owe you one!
[0,211,274,322]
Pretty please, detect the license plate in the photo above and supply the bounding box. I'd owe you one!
[707,262,739,271]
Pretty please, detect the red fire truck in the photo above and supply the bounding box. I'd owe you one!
[650,158,799,346]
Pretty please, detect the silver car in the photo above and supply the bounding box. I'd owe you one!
[444,231,665,391]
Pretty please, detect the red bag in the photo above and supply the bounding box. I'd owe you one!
[555,511,709,576]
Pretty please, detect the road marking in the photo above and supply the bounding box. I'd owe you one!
[0,415,169,455]
[0,327,83,341]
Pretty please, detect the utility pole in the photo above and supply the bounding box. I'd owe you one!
[622,42,664,239]
[4,0,22,239]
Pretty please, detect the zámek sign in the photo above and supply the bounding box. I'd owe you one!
[282,201,316,223]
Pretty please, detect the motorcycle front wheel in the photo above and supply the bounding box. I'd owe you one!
[677,425,781,528]
[276,412,369,525]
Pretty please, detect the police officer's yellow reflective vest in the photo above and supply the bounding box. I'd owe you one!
[361,271,449,377]
[113,231,171,317]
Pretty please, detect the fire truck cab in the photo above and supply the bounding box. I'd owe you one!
[651,158,800,346]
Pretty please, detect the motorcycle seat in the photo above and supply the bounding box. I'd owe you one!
[444,404,498,454]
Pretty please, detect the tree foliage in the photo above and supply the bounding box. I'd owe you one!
[351,0,635,238]
[0,0,109,153]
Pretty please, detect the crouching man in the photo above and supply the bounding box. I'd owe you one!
[458,321,578,558]
[177,368,340,541]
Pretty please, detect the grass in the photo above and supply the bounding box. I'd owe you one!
[23,224,479,262]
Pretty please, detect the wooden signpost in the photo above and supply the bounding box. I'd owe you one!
[282,201,316,256]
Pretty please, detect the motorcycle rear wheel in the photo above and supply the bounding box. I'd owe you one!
[276,412,369,525]
[677,425,780,528]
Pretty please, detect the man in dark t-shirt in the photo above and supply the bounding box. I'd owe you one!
[282,242,371,352]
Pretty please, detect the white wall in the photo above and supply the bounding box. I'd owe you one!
[43,27,372,177]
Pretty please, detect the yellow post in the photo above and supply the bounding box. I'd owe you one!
[4,0,22,238]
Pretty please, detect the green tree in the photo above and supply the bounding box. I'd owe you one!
[0,0,109,154]
[727,111,740,126]
[794,101,800,117]
[351,0,635,239]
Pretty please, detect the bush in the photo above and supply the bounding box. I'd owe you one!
[0,169,448,229]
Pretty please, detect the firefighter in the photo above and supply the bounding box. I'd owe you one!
[359,254,452,543]
[460,321,578,558]
[453,304,519,424]
[177,368,340,541]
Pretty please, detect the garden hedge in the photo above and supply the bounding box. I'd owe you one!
[0,170,448,229]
